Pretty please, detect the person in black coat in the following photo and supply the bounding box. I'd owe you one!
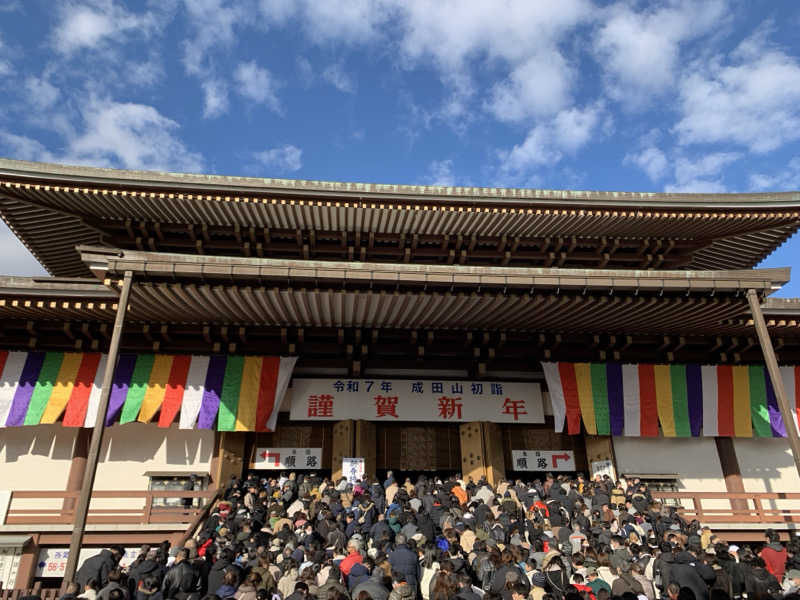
[206,548,238,598]
[352,568,391,600]
[162,549,198,600]
[670,549,715,600]
[76,546,124,590]
[388,535,420,590]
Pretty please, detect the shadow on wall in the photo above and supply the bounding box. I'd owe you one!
[100,424,214,466]
[0,424,76,462]
[734,438,799,494]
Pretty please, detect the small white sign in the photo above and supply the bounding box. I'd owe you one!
[512,450,576,472]
[254,447,322,470]
[342,457,365,483]
[591,459,617,482]
[36,547,140,578]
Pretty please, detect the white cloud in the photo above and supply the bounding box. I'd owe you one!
[234,61,282,113]
[0,131,56,162]
[126,56,164,86]
[675,26,800,153]
[201,79,229,118]
[396,1,592,127]
[52,0,161,54]
[0,221,49,277]
[487,51,573,122]
[296,56,313,87]
[498,104,603,177]
[259,1,394,45]
[181,0,244,76]
[24,76,61,110]
[253,145,302,173]
[425,159,455,186]
[749,158,800,191]
[66,97,204,172]
[322,63,355,93]
[593,0,727,106]
[0,33,11,76]
[664,152,741,193]
[625,146,669,181]
[1,96,203,174]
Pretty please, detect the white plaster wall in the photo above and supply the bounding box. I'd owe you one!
[733,438,800,513]
[0,425,77,491]
[0,425,77,514]
[92,424,215,510]
[613,437,728,491]
[0,424,214,517]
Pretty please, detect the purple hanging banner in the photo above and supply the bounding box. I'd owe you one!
[4,352,45,427]
[105,354,137,426]
[197,355,227,429]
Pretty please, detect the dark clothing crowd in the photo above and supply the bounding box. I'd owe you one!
[62,471,800,600]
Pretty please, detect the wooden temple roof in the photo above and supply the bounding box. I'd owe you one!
[1,159,799,277]
[0,248,798,370]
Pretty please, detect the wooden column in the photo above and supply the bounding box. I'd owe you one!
[13,534,40,590]
[459,422,506,486]
[355,420,377,480]
[460,422,485,483]
[748,289,800,480]
[63,271,133,587]
[214,432,247,487]
[331,420,355,481]
[63,427,91,513]
[482,422,506,486]
[584,435,617,480]
[715,437,748,511]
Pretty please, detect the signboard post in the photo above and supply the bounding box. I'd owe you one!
[342,457,365,484]
[254,448,322,470]
[511,450,576,472]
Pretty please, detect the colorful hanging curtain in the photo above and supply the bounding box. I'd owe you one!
[0,351,297,431]
[542,361,799,438]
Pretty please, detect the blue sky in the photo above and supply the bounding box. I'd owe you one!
[0,0,798,294]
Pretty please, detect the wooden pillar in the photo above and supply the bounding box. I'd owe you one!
[460,422,506,486]
[482,422,506,486]
[748,289,800,481]
[14,534,40,589]
[460,422,485,483]
[331,420,355,481]
[585,435,617,481]
[63,271,133,587]
[355,420,376,480]
[63,427,91,513]
[715,437,748,511]
[215,432,246,487]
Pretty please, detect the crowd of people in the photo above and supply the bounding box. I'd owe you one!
[60,470,800,600]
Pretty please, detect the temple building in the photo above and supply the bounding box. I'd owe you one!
[1,158,800,587]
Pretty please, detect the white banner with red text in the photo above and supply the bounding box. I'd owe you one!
[254,447,322,470]
[511,450,576,472]
[288,379,543,423]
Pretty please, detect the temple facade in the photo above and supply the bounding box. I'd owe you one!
[1,158,800,587]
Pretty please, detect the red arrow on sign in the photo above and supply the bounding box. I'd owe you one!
[552,453,571,468]
[259,451,281,466]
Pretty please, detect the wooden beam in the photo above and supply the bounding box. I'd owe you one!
[747,289,800,481]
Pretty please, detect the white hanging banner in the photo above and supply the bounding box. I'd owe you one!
[254,447,322,470]
[512,450,576,472]
[343,457,365,483]
[288,379,544,423]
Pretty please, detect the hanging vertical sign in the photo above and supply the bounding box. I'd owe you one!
[342,457,365,483]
